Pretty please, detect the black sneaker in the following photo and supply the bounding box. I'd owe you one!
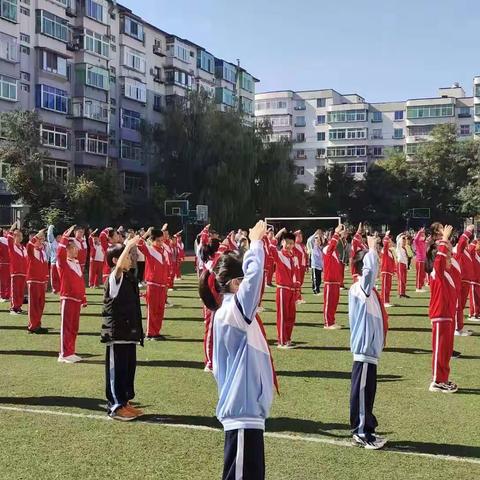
[352,434,387,450]
[452,350,461,358]
[28,327,49,334]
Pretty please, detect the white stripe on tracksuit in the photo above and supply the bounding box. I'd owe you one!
[109,344,121,412]
[433,327,440,383]
[235,429,245,480]
[358,363,369,435]
[279,289,284,345]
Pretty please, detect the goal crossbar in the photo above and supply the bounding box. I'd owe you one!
[265,216,341,225]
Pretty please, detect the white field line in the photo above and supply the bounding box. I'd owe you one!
[1,405,479,466]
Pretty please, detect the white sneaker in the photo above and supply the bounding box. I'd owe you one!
[0,298,7,303]
[324,324,342,330]
[70,354,83,362]
[384,303,393,308]
[203,365,213,373]
[415,289,426,293]
[257,306,265,313]
[57,355,81,364]
[455,329,473,337]
[284,342,296,349]
[353,434,387,450]
[468,316,480,323]
[296,299,306,305]
[277,344,287,349]
[165,302,174,308]
[168,288,174,292]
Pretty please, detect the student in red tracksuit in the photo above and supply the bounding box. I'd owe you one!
[7,222,27,314]
[350,223,367,282]
[294,230,308,304]
[73,226,87,272]
[162,224,176,295]
[99,227,121,282]
[26,229,49,333]
[396,233,409,298]
[453,225,474,336]
[323,224,345,329]
[270,228,300,348]
[88,229,105,288]
[380,231,396,308]
[425,225,458,393]
[174,232,185,280]
[0,230,10,302]
[138,227,170,340]
[413,228,427,292]
[265,230,276,287]
[57,225,87,363]
[468,240,480,321]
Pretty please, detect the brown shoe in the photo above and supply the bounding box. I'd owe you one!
[126,402,144,416]
[110,406,137,421]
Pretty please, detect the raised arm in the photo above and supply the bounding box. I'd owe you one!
[47,225,55,244]
[359,237,379,297]
[456,226,474,254]
[57,225,75,269]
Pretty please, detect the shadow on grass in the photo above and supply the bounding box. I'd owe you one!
[455,388,480,395]
[389,440,480,460]
[276,370,402,382]
[388,327,431,333]
[82,359,205,369]
[294,345,431,356]
[0,395,106,412]
[0,350,97,358]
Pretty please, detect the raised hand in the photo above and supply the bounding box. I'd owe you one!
[443,225,453,241]
[335,224,345,234]
[367,235,376,250]
[63,225,76,237]
[249,220,267,242]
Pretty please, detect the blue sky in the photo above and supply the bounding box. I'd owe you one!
[120,0,480,102]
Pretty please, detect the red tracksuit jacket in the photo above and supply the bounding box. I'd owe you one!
[88,236,105,262]
[26,237,48,283]
[57,236,87,304]
[429,241,457,321]
[468,243,480,283]
[138,240,170,285]
[455,230,474,282]
[271,247,299,288]
[294,242,308,272]
[381,238,396,274]
[323,234,343,282]
[0,236,9,267]
[7,233,27,275]
[72,237,87,267]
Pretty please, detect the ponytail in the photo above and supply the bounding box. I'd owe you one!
[425,242,438,275]
[199,270,222,311]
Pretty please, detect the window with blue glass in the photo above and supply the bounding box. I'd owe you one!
[475,123,480,134]
[1,0,17,22]
[317,98,326,108]
[458,106,471,118]
[124,16,144,41]
[393,128,404,139]
[371,111,382,122]
[222,63,236,83]
[240,73,253,93]
[86,0,104,22]
[394,110,404,121]
[317,132,325,141]
[198,50,214,74]
[36,84,68,113]
[36,10,70,42]
[317,115,325,124]
[121,109,141,130]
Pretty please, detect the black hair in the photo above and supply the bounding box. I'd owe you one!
[201,238,221,263]
[106,244,125,268]
[199,253,244,311]
[425,242,438,275]
[352,249,368,275]
[106,227,116,239]
[150,228,164,241]
[74,225,84,232]
[280,231,296,242]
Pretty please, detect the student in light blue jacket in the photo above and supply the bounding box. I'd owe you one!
[199,220,276,480]
[348,235,388,450]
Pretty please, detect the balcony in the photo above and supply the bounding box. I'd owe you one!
[153,44,166,57]
[294,105,306,111]
[294,122,306,128]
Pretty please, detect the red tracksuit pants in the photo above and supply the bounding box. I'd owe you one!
[175,260,182,279]
[11,274,26,310]
[431,320,454,383]
[397,263,407,295]
[89,260,104,287]
[381,273,393,305]
[27,281,46,331]
[146,283,167,336]
[0,263,10,299]
[469,283,480,317]
[323,282,340,326]
[340,263,345,287]
[203,307,214,369]
[276,287,296,345]
[457,282,470,331]
[416,260,426,290]
[295,268,306,301]
[266,263,275,286]
[50,263,60,293]
[60,298,81,357]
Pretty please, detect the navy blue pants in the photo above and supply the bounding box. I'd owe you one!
[350,361,378,440]
[223,429,264,480]
[311,268,322,294]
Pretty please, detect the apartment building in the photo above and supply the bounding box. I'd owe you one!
[0,0,258,198]
[256,82,475,189]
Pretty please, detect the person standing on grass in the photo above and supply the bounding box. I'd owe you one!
[199,220,277,480]
[47,225,61,294]
[26,229,49,334]
[88,229,105,288]
[350,223,367,283]
[57,225,87,363]
[0,229,10,302]
[468,240,480,321]
[173,231,185,280]
[72,226,87,273]
[425,224,459,393]
[99,227,122,283]
[265,229,276,287]
[293,230,308,304]
[396,233,409,298]
[323,224,345,330]
[413,228,427,292]
[349,234,388,450]
[101,236,144,421]
[380,231,396,308]
[7,221,27,315]
[307,232,323,295]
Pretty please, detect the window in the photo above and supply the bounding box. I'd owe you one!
[295,149,306,159]
[166,69,193,89]
[394,110,404,121]
[460,125,470,136]
[1,0,17,21]
[277,101,287,109]
[124,175,145,194]
[72,98,109,122]
[84,29,109,57]
[220,62,236,83]
[317,132,325,141]
[20,0,29,4]
[295,166,305,176]
[215,87,236,107]
[36,10,70,42]
[240,73,254,93]
[0,75,17,101]
[153,94,163,112]
[346,163,366,174]
[476,85,480,98]
[20,45,29,55]
[0,33,18,62]
[86,0,104,22]
[317,98,326,108]
[393,128,404,139]
[317,115,325,124]
[294,100,306,110]
[372,147,383,157]
[20,33,29,43]
[43,160,68,184]
[316,148,326,158]
[269,116,290,127]
[406,104,454,119]
[327,110,367,123]
[240,97,253,115]
[294,116,306,127]
[296,133,305,143]
[121,109,141,130]
[76,64,108,90]
[475,123,480,134]
[36,84,68,112]
[40,124,68,149]
[40,51,67,76]
[327,146,367,157]
[371,111,382,122]
[19,4,27,14]
[20,83,29,92]
[458,106,471,118]
[198,50,214,74]
[329,128,366,140]
[124,16,144,41]
[168,42,190,62]
[408,125,434,137]
[121,140,142,161]
[371,129,382,139]
[76,133,108,155]
[406,144,420,155]
[20,71,30,81]
[124,79,146,102]
[123,47,146,73]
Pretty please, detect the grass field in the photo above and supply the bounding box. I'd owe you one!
[1,261,480,480]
